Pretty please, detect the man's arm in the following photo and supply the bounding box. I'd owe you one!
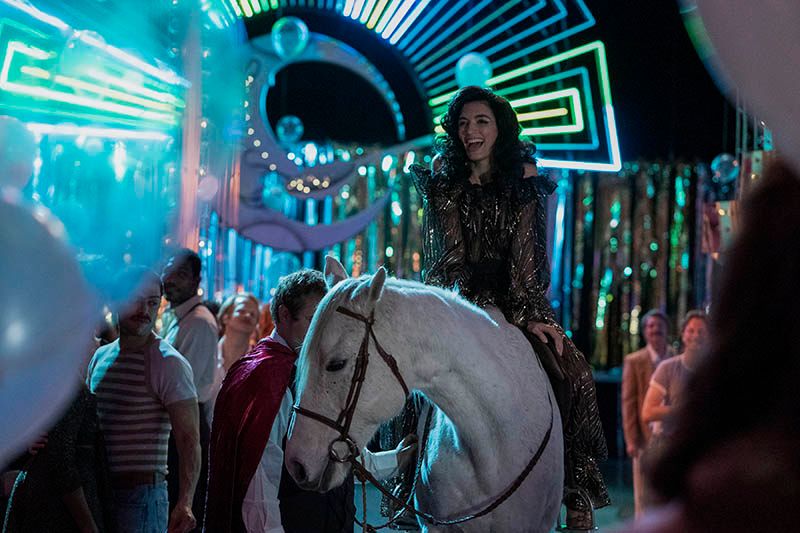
[174,318,219,401]
[242,390,292,533]
[166,399,201,533]
[641,382,670,424]
[621,356,643,456]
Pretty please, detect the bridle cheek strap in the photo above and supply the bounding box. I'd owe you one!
[292,305,408,463]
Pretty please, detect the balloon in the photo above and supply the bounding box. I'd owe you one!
[0,116,37,190]
[276,115,304,145]
[0,195,96,465]
[687,1,800,172]
[271,17,309,60]
[710,153,739,184]
[197,175,220,201]
[455,52,493,88]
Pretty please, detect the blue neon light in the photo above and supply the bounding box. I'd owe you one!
[395,0,445,50]
[416,1,546,75]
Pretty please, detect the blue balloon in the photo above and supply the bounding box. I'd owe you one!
[455,52,493,88]
[271,17,309,60]
[710,153,740,184]
[276,115,304,145]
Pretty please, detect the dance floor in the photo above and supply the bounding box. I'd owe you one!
[354,458,635,531]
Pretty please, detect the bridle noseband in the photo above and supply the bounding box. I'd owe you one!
[292,305,409,463]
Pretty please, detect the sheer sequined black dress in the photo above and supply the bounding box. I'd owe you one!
[405,161,610,510]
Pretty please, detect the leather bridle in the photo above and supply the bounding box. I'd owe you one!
[292,304,554,529]
[293,305,408,464]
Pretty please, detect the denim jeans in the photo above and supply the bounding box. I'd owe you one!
[113,481,169,533]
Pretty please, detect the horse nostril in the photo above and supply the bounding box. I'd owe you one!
[290,459,307,484]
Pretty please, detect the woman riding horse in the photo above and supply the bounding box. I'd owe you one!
[407,85,610,528]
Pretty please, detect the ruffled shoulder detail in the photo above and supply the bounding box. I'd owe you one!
[513,173,557,205]
[409,163,464,200]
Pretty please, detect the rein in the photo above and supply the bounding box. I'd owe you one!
[292,304,554,530]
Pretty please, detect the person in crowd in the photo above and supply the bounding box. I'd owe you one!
[205,293,261,426]
[205,269,414,532]
[629,160,800,532]
[641,311,708,440]
[160,249,218,526]
[202,300,221,323]
[88,267,200,533]
[3,386,115,532]
[217,293,260,372]
[622,310,673,517]
[255,302,275,344]
[407,85,608,528]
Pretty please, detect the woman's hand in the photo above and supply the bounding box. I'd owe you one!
[394,434,418,471]
[526,321,564,355]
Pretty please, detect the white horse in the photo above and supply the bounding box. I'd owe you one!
[285,257,564,532]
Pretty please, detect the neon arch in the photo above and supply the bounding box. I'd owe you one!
[231,0,621,171]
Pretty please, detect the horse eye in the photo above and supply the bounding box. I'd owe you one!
[325,359,347,372]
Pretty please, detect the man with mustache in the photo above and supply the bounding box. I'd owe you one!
[87,267,200,533]
[622,309,673,517]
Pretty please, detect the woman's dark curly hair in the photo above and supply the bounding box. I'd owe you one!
[435,86,535,188]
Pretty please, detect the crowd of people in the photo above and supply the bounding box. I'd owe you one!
[0,252,413,533]
[1,85,799,533]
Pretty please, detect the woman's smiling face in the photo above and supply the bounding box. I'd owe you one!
[458,100,498,164]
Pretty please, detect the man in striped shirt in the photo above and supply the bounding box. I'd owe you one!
[88,267,200,533]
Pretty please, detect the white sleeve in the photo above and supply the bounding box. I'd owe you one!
[242,388,293,533]
[360,448,400,481]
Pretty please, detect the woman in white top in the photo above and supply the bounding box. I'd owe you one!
[207,293,260,425]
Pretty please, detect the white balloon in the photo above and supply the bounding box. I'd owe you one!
[0,195,96,465]
[455,52,493,88]
[692,0,800,172]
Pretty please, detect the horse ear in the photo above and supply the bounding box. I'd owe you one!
[324,255,348,288]
[367,267,387,303]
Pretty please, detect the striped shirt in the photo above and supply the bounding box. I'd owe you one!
[87,336,197,474]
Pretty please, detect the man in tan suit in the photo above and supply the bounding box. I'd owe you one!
[622,310,672,517]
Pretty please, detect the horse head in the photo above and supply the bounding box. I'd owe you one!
[285,256,409,492]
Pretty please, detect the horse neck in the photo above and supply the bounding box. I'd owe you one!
[382,285,526,463]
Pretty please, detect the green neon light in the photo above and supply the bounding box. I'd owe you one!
[366,0,389,29]
[497,67,599,149]
[360,0,379,24]
[517,108,568,121]
[418,0,548,81]
[249,0,262,14]
[428,41,609,108]
[2,41,180,124]
[26,122,172,141]
[228,0,242,16]
[375,0,403,33]
[537,105,622,172]
[513,88,583,136]
[85,69,185,108]
[238,0,253,17]
[413,0,516,68]
[21,67,178,113]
